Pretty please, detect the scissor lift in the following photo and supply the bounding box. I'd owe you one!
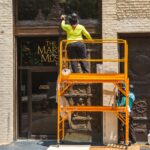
[57,39,129,146]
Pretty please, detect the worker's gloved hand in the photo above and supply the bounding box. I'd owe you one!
[62,68,71,75]
[60,15,66,20]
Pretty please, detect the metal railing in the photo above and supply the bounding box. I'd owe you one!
[57,39,129,146]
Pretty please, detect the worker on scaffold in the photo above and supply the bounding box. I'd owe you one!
[60,13,92,73]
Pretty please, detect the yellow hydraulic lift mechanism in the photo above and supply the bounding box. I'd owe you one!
[57,39,129,145]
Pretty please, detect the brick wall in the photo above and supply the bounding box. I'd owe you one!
[0,0,14,144]
[102,0,150,144]
[117,0,150,20]
[102,0,118,144]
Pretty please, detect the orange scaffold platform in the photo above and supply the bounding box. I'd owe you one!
[57,39,130,145]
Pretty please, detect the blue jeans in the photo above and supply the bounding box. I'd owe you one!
[67,42,89,73]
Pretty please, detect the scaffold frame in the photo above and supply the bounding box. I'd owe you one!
[57,39,129,146]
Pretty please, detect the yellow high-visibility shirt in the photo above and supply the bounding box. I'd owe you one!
[61,20,92,43]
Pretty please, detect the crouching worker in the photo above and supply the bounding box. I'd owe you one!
[117,84,136,145]
[60,13,92,73]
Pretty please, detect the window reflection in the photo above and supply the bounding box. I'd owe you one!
[17,0,99,21]
[64,0,99,19]
[19,70,58,137]
[19,70,28,137]
[18,37,58,66]
[31,72,57,135]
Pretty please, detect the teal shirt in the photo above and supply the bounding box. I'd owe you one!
[117,92,135,110]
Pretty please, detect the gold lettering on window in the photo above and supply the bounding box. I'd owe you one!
[37,41,58,63]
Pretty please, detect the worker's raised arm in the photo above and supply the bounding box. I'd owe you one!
[82,26,92,39]
[61,20,70,32]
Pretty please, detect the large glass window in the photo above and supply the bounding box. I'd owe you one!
[17,0,99,21]
[64,0,99,19]
[18,37,58,66]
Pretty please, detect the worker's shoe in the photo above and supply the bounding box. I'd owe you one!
[128,140,136,146]
[128,141,132,146]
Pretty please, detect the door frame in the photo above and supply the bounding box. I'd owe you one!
[118,33,150,142]
[18,67,58,139]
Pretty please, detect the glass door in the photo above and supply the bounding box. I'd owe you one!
[18,36,59,139]
[30,71,57,139]
[18,70,58,139]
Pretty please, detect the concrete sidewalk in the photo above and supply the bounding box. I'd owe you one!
[91,144,150,150]
[0,140,149,150]
[46,144,150,150]
[91,145,140,150]
[47,144,141,150]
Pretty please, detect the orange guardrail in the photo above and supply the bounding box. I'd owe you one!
[57,39,129,146]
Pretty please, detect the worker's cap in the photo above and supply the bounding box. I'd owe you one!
[71,13,78,19]
[122,84,134,90]
[129,84,134,90]
[68,13,78,25]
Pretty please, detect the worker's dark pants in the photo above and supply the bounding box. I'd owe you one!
[119,112,136,144]
[129,112,136,144]
[67,42,89,73]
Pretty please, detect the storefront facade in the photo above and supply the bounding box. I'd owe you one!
[0,0,150,145]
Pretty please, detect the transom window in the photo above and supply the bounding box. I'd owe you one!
[17,0,99,21]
